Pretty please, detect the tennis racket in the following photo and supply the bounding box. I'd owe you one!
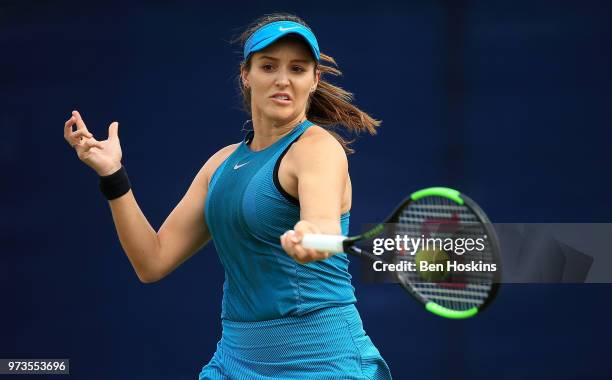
[301,187,501,319]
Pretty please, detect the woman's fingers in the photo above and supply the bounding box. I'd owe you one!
[64,116,77,143]
[107,121,119,141]
[71,129,93,141]
[281,230,330,264]
[299,245,330,261]
[281,231,302,261]
[82,138,104,150]
[72,110,90,133]
[291,243,311,263]
[280,231,294,253]
[64,113,93,148]
[290,229,302,244]
[64,116,75,132]
[75,138,104,155]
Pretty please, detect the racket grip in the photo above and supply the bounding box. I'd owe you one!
[301,234,347,253]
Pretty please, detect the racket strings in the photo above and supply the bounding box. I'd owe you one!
[395,196,495,311]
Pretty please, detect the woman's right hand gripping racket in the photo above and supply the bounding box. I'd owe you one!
[301,187,501,319]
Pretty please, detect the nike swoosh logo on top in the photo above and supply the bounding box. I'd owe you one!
[279,26,299,32]
[233,162,250,170]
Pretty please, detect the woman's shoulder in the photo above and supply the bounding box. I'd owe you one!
[201,142,241,187]
[290,124,347,161]
[281,125,348,179]
[212,142,241,160]
[300,124,336,141]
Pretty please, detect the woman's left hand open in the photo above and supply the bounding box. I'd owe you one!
[280,220,332,264]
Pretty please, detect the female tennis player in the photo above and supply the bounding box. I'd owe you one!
[63,13,392,379]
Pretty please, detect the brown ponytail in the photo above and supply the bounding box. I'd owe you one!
[234,13,381,154]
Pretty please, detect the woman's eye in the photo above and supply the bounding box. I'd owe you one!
[262,64,274,71]
[292,66,305,72]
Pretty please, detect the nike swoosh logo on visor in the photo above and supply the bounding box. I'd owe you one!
[233,162,250,170]
[279,26,299,32]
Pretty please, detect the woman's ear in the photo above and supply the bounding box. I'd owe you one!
[311,70,321,93]
[241,66,249,89]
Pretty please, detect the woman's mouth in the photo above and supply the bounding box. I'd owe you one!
[270,93,292,105]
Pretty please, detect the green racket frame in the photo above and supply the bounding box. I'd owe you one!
[342,187,501,319]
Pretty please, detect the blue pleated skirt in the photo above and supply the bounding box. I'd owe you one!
[198,304,392,379]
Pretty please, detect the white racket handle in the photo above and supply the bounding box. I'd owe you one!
[301,234,347,253]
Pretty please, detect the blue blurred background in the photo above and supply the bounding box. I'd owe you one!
[1,0,611,378]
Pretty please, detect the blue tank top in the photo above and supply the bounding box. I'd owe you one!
[205,120,356,322]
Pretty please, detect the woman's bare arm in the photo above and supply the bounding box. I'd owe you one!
[107,144,238,283]
[279,128,348,264]
[64,110,237,282]
[107,166,209,283]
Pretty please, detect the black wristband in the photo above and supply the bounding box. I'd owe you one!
[99,166,131,200]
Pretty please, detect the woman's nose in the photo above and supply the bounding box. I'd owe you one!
[274,69,290,87]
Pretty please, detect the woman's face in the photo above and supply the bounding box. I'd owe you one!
[242,36,319,125]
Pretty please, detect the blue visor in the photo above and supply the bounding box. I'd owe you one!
[243,21,320,62]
